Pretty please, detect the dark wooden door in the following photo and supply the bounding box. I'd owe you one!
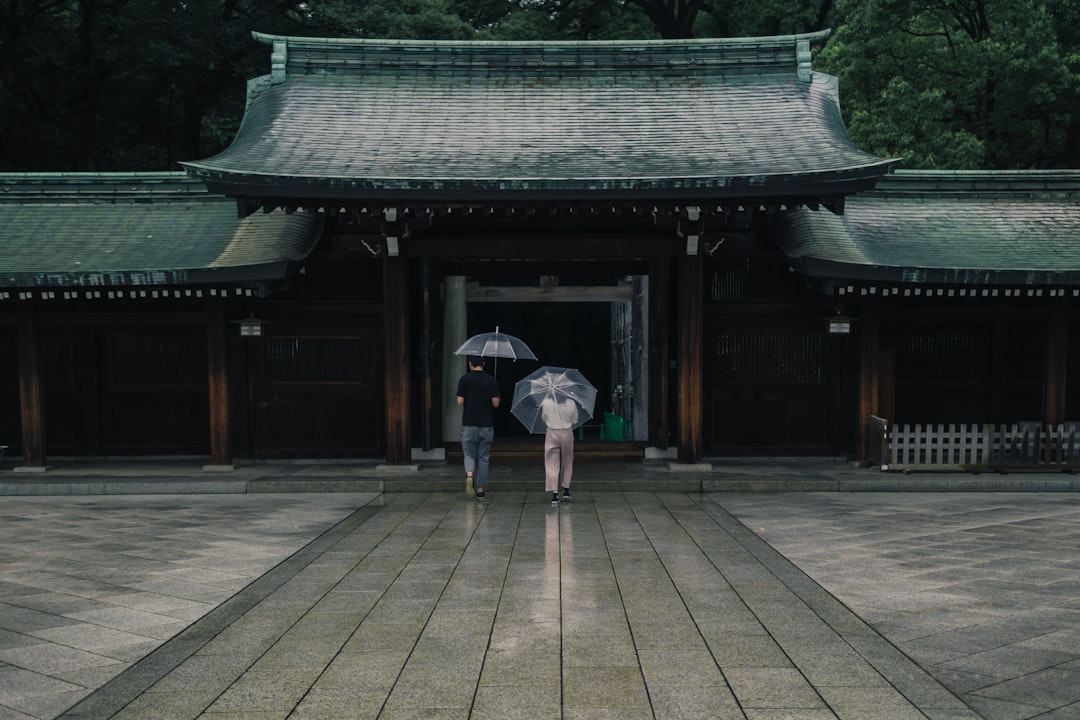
[246,317,383,458]
[703,318,835,455]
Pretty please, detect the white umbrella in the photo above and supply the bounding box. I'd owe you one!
[511,366,597,434]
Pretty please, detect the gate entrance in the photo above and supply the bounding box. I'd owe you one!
[467,302,609,440]
[454,276,648,450]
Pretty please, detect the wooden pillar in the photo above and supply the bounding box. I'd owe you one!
[631,274,648,441]
[384,255,410,464]
[676,255,703,464]
[856,297,880,463]
[206,298,233,468]
[649,258,669,449]
[1045,297,1068,427]
[442,276,466,444]
[16,301,46,469]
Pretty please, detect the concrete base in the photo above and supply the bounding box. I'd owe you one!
[645,446,677,460]
[668,462,713,473]
[376,463,421,475]
[13,465,50,473]
[202,464,235,472]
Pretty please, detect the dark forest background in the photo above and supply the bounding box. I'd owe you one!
[2,0,1077,173]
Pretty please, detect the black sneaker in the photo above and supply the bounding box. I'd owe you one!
[551,492,560,505]
[562,488,572,501]
[475,488,486,500]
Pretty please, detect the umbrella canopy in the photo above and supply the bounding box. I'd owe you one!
[511,366,597,434]
[453,326,537,360]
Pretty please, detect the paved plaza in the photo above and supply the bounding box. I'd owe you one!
[0,462,1078,719]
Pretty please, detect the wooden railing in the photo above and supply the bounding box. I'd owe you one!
[886,423,1080,472]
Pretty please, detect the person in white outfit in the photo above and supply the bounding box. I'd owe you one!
[541,394,578,505]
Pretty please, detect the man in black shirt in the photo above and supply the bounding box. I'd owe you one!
[456,355,501,499]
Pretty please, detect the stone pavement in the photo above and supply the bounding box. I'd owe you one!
[719,492,1080,719]
[0,459,1078,719]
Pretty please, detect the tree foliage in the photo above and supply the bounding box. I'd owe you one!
[819,0,1080,169]
[0,0,313,170]
[0,0,1075,171]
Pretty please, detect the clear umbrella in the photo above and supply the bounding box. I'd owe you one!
[453,326,537,360]
[511,366,597,434]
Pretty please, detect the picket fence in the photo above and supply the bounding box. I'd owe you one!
[874,420,1080,472]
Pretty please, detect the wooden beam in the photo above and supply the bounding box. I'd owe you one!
[38,312,206,327]
[466,284,634,303]
[407,234,682,259]
[676,255,703,463]
[383,256,411,464]
[206,298,232,467]
[441,258,650,278]
[16,301,46,468]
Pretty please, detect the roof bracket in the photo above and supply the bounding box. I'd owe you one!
[271,40,287,84]
[236,198,258,218]
[796,38,813,82]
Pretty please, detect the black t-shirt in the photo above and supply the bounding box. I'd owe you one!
[457,370,500,427]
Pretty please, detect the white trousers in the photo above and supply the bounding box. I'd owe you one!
[544,428,574,492]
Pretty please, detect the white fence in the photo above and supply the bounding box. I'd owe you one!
[883,423,1080,472]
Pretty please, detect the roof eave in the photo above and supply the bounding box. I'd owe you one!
[792,255,1080,288]
[0,260,302,291]
[184,164,899,209]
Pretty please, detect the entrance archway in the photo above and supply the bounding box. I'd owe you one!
[467,302,610,440]
[448,276,649,452]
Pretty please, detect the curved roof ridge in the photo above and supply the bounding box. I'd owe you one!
[251,30,831,81]
[0,172,208,203]
[872,169,1080,199]
[250,30,832,50]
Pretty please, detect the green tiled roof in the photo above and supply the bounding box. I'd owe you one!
[181,32,898,205]
[0,173,322,291]
[775,170,1080,287]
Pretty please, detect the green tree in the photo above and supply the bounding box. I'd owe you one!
[0,0,312,171]
[819,0,1080,169]
[696,0,834,37]
[0,0,513,171]
[300,0,502,39]
[521,0,834,41]
[3,0,1075,171]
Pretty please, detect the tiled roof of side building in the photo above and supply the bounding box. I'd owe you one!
[180,31,899,205]
[0,172,322,291]
[774,169,1080,287]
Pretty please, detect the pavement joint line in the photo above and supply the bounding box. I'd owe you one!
[54,499,387,720]
[691,493,975,716]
